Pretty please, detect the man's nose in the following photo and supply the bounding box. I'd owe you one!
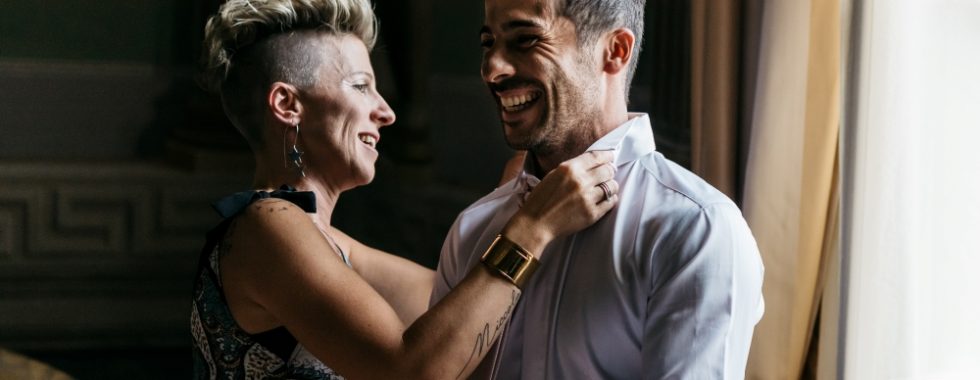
[481,48,515,84]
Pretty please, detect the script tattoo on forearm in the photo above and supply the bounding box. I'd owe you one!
[455,290,521,379]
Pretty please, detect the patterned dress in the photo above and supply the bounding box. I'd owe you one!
[191,186,347,379]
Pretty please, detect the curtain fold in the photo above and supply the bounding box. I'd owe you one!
[741,0,840,378]
[690,0,740,199]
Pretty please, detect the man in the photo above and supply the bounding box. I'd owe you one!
[430,0,765,378]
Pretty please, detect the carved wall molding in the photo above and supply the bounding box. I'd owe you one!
[0,162,246,260]
[0,161,249,350]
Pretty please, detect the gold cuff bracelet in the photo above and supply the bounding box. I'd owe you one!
[481,234,540,289]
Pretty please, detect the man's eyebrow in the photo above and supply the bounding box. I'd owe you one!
[479,19,545,35]
[503,19,543,30]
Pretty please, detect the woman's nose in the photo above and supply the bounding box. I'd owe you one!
[372,96,396,127]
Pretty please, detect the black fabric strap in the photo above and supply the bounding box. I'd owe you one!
[211,185,316,219]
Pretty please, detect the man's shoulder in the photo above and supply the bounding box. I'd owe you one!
[626,153,760,277]
[445,180,520,241]
[435,181,520,290]
[621,152,752,249]
[631,151,738,214]
[457,180,519,219]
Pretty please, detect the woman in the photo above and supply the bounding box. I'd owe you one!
[191,0,620,378]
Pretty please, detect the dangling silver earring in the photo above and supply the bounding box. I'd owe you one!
[283,123,305,178]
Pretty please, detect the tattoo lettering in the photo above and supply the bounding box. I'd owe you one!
[455,290,521,379]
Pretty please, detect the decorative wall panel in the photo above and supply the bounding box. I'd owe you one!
[0,162,249,350]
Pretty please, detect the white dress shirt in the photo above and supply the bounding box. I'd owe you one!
[431,114,765,379]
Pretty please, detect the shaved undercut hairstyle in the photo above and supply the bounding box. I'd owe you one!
[558,0,645,99]
[200,0,378,148]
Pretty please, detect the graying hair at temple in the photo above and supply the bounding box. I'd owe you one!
[559,0,645,96]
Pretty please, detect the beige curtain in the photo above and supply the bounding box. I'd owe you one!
[690,0,740,199]
[741,0,840,378]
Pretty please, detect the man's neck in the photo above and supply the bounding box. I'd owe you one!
[532,109,630,175]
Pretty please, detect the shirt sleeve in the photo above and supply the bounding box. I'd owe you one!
[642,203,765,380]
[429,215,465,308]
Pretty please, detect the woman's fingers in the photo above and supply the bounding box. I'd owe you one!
[590,162,617,186]
[522,150,623,238]
[594,179,620,205]
[559,150,613,180]
[569,150,615,171]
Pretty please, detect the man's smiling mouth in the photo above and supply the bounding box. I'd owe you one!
[499,91,541,112]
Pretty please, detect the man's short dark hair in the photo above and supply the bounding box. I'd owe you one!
[558,0,645,99]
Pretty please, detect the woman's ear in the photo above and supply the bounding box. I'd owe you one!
[603,28,636,75]
[268,82,302,125]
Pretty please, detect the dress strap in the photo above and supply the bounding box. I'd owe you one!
[321,230,352,267]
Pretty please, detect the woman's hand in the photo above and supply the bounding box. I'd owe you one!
[502,150,619,255]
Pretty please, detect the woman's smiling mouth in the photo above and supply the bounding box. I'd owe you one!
[358,133,378,149]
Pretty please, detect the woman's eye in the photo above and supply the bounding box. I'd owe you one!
[352,83,369,93]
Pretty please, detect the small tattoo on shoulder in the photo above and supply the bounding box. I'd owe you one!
[250,199,293,214]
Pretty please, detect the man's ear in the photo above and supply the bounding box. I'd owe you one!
[268,82,302,125]
[603,28,636,75]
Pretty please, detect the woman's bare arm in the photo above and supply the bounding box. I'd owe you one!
[220,150,618,379]
[341,233,435,325]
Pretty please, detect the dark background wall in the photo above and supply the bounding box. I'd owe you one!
[0,1,690,378]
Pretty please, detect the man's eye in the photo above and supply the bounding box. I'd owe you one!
[480,37,495,49]
[516,35,539,48]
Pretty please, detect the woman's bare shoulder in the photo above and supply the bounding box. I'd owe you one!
[235,198,315,234]
[222,198,323,265]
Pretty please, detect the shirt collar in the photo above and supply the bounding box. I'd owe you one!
[513,113,656,191]
[585,113,656,167]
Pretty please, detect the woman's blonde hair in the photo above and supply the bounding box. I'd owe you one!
[200,0,378,146]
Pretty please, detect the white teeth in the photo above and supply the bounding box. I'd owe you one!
[359,135,377,148]
[501,92,539,111]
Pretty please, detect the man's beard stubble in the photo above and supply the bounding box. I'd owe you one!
[513,63,601,166]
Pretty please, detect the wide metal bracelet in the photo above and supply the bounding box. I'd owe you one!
[481,234,540,289]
